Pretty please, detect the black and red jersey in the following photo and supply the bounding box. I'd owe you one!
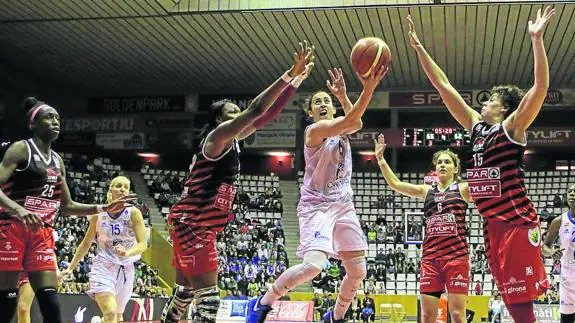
[467,121,537,226]
[0,139,63,226]
[169,131,240,233]
[422,181,469,260]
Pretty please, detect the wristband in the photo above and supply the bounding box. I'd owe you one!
[281,71,294,83]
[291,76,304,88]
[97,205,105,213]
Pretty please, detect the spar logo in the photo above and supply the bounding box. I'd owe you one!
[466,167,500,181]
[24,196,60,211]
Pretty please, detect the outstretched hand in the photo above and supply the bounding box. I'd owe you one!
[406,15,422,48]
[104,193,137,214]
[289,40,315,77]
[327,68,347,99]
[528,6,555,38]
[374,134,387,162]
[358,65,389,92]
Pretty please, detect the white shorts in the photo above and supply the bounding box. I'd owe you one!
[88,259,135,313]
[297,201,367,259]
[560,276,575,314]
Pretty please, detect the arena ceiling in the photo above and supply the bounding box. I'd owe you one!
[0,1,574,96]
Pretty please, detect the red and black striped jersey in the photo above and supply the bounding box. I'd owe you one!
[467,121,537,226]
[422,181,469,260]
[0,139,62,226]
[169,132,240,233]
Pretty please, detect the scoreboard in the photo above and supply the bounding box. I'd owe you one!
[402,128,471,147]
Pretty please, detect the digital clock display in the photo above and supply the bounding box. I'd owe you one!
[403,128,471,147]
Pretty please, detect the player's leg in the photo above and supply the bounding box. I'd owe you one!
[114,264,136,323]
[328,215,368,322]
[247,209,334,323]
[419,259,443,323]
[443,258,470,323]
[17,278,34,323]
[163,225,220,323]
[94,292,118,323]
[28,270,61,323]
[0,221,26,321]
[560,278,575,323]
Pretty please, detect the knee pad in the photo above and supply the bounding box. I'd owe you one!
[35,286,61,323]
[0,289,19,322]
[161,285,194,323]
[194,286,220,322]
[343,256,367,280]
[303,250,329,271]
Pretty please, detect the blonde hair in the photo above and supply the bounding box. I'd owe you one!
[432,149,462,182]
[106,176,130,203]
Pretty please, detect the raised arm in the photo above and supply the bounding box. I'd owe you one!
[114,208,148,258]
[374,134,428,199]
[306,65,388,146]
[542,215,563,259]
[206,41,313,156]
[503,7,555,135]
[327,68,353,115]
[406,15,480,132]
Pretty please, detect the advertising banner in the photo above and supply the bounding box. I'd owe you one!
[11,294,169,323]
[95,133,146,150]
[88,96,185,114]
[501,304,560,323]
[56,132,96,148]
[266,301,314,322]
[217,300,249,322]
[389,91,474,108]
[526,128,575,146]
[198,94,257,111]
[61,117,136,132]
[243,130,296,148]
[347,128,403,148]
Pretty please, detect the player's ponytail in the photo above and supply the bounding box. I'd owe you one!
[199,99,230,139]
[22,96,49,130]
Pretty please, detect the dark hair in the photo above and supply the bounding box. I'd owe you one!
[491,85,524,117]
[22,96,44,115]
[199,99,231,139]
[302,91,331,123]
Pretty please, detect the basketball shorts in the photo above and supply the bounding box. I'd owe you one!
[484,220,549,305]
[297,201,368,259]
[169,219,219,277]
[0,220,56,272]
[88,259,135,313]
[560,274,575,314]
[420,258,470,295]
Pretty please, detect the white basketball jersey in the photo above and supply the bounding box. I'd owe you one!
[559,211,575,277]
[299,132,353,208]
[94,207,140,265]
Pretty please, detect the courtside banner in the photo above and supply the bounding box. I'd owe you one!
[243,130,296,148]
[12,294,168,323]
[217,300,249,322]
[266,301,314,322]
[88,96,185,114]
[501,304,560,323]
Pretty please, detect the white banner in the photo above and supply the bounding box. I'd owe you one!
[243,130,295,148]
[216,300,248,322]
[61,117,135,132]
[95,133,145,150]
[258,112,297,131]
[501,304,560,323]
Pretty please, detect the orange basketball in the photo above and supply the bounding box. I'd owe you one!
[350,37,392,78]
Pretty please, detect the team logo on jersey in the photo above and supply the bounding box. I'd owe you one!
[4,242,12,251]
[526,266,533,276]
[314,231,329,241]
[24,196,60,213]
[46,168,59,183]
[434,193,445,203]
[473,137,486,152]
[528,227,541,247]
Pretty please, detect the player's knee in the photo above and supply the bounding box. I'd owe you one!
[195,286,220,322]
[449,309,465,323]
[303,250,328,275]
[34,286,61,323]
[343,256,367,280]
[421,311,437,323]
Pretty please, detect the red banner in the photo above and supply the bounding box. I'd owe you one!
[266,301,314,322]
[389,91,473,107]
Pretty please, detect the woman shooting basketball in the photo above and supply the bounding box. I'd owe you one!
[542,184,575,323]
[247,64,389,323]
[406,7,555,322]
[375,135,471,323]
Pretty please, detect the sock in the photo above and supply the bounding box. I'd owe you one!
[161,285,194,323]
[0,289,18,323]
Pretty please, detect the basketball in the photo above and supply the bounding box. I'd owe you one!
[350,37,392,78]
